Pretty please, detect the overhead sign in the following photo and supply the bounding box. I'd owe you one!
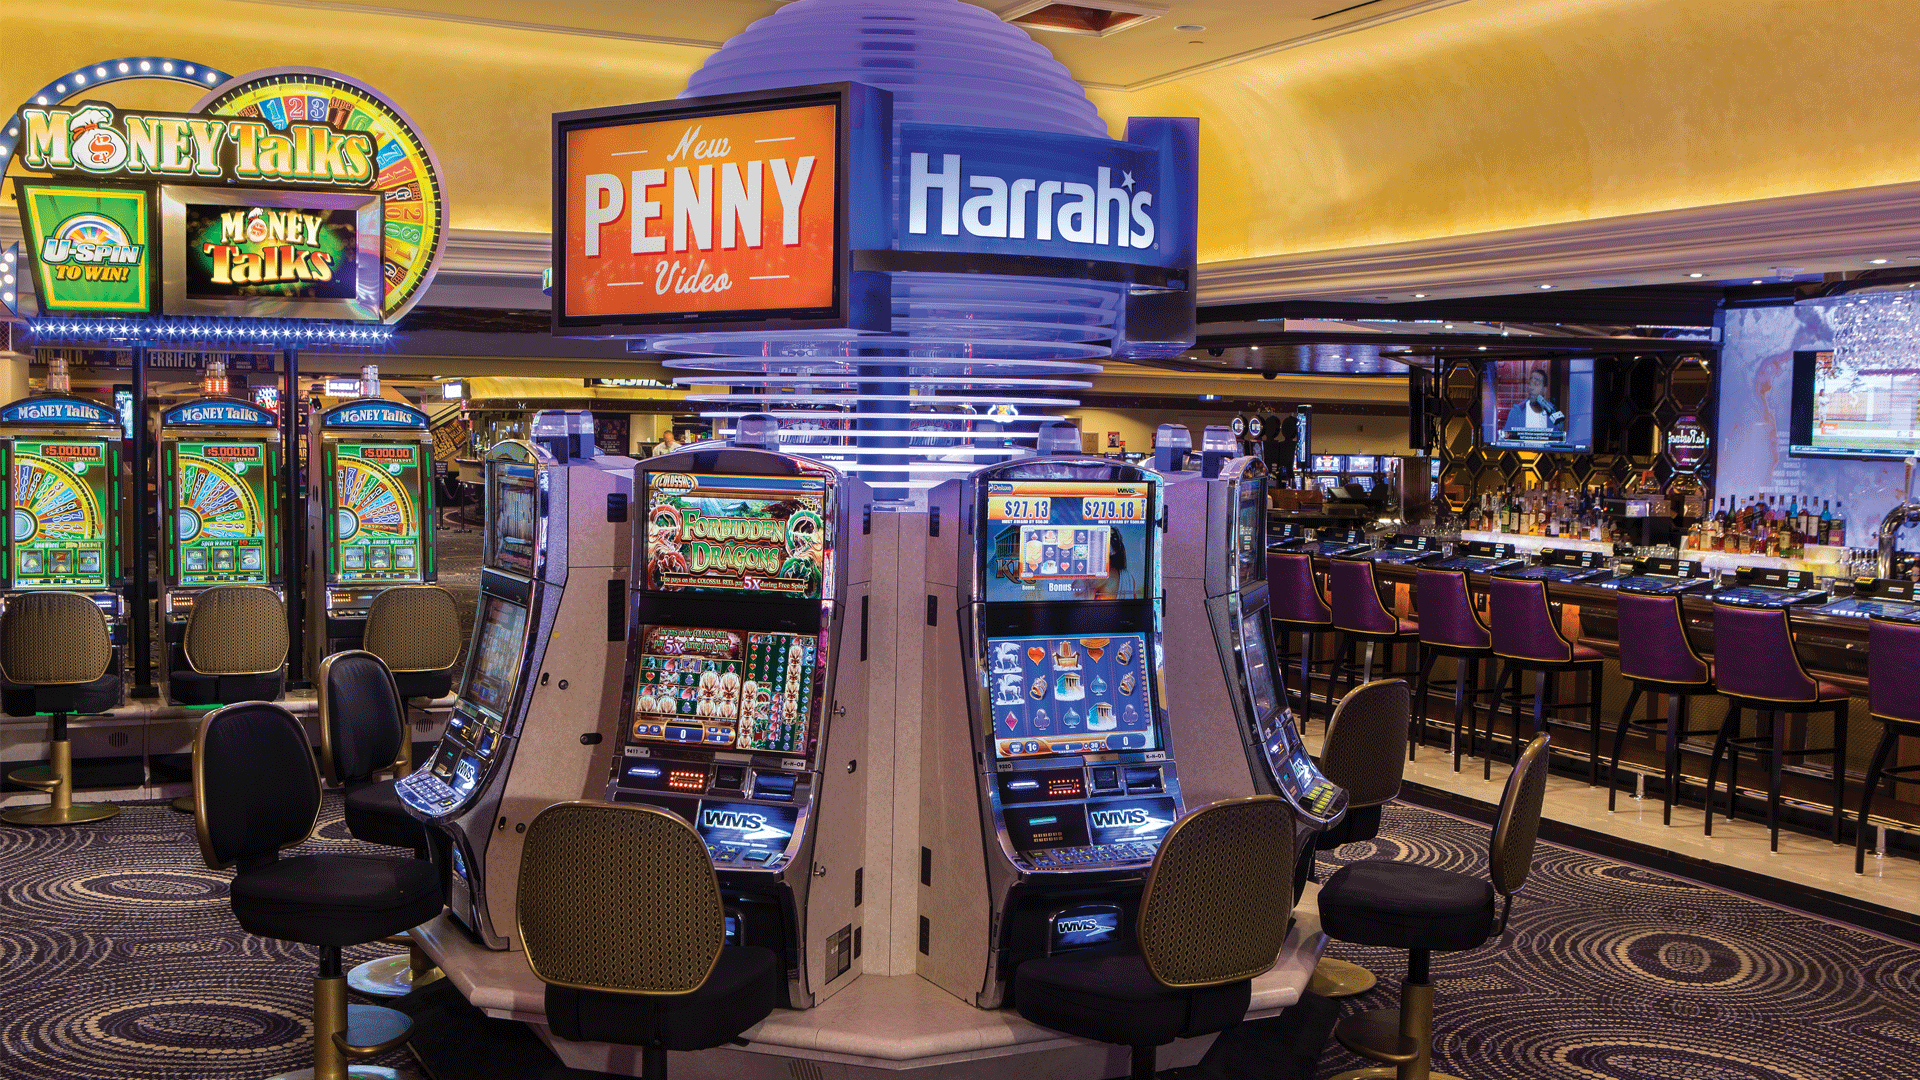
[18,185,153,312]
[0,396,121,426]
[324,401,428,428]
[162,400,277,426]
[552,82,889,336]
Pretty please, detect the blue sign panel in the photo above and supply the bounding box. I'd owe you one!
[694,800,799,862]
[162,400,276,427]
[895,123,1171,268]
[324,400,428,429]
[1051,904,1124,952]
[0,396,119,426]
[1086,797,1178,847]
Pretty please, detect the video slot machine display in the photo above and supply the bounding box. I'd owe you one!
[332,441,425,583]
[10,439,113,590]
[1709,567,1828,608]
[1497,548,1609,584]
[486,463,539,576]
[984,480,1150,603]
[642,472,828,598]
[1358,534,1439,565]
[428,595,529,801]
[1234,597,1341,820]
[1428,541,1524,574]
[1604,557,1711,594]
[988,632,1154,759]
[1815,578,1920,619]
[169,440,273,586]
[1235,476,1266,585]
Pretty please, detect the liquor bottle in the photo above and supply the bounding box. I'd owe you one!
[1832,501,1846,547]
[1818,499,1832,545]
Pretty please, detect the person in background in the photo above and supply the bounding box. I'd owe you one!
[652,429,682,457]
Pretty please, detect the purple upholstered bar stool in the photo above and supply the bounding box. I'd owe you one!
[1413,568,1495,772]
[1606,593,1723,823]
[1328,557,1419,708]
[1487,575,1607,784]
[1269,552,1334,733]
[1858,616,1920,873]
[1706,604,1850,852]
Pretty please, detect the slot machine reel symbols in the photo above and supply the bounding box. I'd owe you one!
[1116,640,1133,667]
[1122,704,1141,729]
[1030,677,1046,701]
[1118,672,1136,696]
[1089,702,1117,731]
[1063,707,1081,731]
[1034,708,1051,732]
[997,674,1026,706]
[993,641,1022,673]
[1055,672,1085,701]
[1052,640,1080,669]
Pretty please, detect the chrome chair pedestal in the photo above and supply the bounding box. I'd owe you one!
[1306,955,1378,999]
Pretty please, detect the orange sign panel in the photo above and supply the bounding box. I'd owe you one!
[560,102,840,323]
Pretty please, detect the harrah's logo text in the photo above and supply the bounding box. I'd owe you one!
[908,153,1155,249]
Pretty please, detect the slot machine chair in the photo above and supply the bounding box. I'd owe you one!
[1328,558,1419,707]
[362,585,462,702]
[1307,678,1411,1000]
[1269,552,1335,733]
[1486,577,1606,785]
[1013,796,1297,1080]
[0,592,122,826]
[192,701,441,1080]
[1412,569,1496,770]
[1858,617,1920,873]
[1604,593,1722,824]
[318,650,445,998]
[1705,604,1849,852]
[517,802,780,1080]
[168,584,290,814]
[1317,735,1550,1080]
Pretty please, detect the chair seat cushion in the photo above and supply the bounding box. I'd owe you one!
[1572,643,1604,663]
[230,853,442,947]
[1318,860,1495,952]
[1398,617,1420,636]
[544,946,779,1050]
[344,779,430,852]
[392,669,452,701]
[3,673,123,717]
[170,669,284,707]
[1314,804,1383,851]
[1014,951,1252,1048]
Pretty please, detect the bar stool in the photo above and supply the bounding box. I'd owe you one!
[1413,569,1495,771]
[1329,557,1419,705]
[1706,604,1849,852]
[1859,616,1920,874]
[1487,576,1607,784]
[1269,552,1334,732]
[0,592,122,826]
[1605,592,1722,823]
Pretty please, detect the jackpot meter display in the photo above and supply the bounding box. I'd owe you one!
[984,481,1151,602]
[644,472,828,599]
[11,440,114,589]
[332,442,424,582]
[168,441,273,586]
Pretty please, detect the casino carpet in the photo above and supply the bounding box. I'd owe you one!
[2,799,1916,1080]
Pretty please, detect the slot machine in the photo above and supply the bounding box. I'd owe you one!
[397,412,636,949]
[157,398,283,655]
[305,398,436,672]
[1160,442,1345,884]
[918,427,1187,1009]
[604,423,871,1009]
[0,394,127,637]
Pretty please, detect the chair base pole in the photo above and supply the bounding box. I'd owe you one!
[1307,956,1379,999]
[1334,973,1455,1080]
[2,737,120,826]
[171,794,197,813]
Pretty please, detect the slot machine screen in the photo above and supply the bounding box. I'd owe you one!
[1237,607,1280,720]
[1347,456,1378,473]
[982,481,1152,603]
[460,596,529,723]
[10,440,112,589]
[643,472,829,599]
[1312,455,1344,473]
[631,626,820,757]
[985,631,1157,759]
[332,442,424,583]
[171,440,272,586]
[1235,475,1266,586]
[487,463,538,575]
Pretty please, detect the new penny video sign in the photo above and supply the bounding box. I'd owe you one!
[983,480,1152,603]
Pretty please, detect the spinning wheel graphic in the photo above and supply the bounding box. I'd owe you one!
[12,453,103,546]
[175,454,265,543]
[335,459,417,541]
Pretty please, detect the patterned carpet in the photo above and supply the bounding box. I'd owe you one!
[1309,804,1920,1080]
[2,797,1916,1079]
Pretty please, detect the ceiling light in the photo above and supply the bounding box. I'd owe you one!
[1477,346,1487,351]
[1250,346,1260,351]
[1687,272,1705,278]
[1175,23,1205,31]
[1444,323,1454,329]
[1413,293,1426,298]
[1869,258,1889,264]
[1537,284,1553,290]
[1752,279,1763,285]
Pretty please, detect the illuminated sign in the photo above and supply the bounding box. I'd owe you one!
[162,400,276,426]
[553,82,888,335]
[324,401,428,428]
[17,100,374,186]
[19,185,152,312]
[0,396,119,426]
[161,186,381,320]
[644,471,830,598]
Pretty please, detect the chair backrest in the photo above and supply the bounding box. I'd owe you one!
[184,585,288,676]
[316,650,408,786]
[1138,796,1296,989]
[1616,593,1709,685]
[1710,604,1818,703]
[1415,569,1490,649]
[1868,616,1920,724]
[192,701,321,871]
[1267,553,1331,626]
[1318,678,1411,807]
[1329,557,1396,635]
[1489,577,1572,664]
[0,592,112,686]
[365,585,462,673]
[1488,733,1551,930]
[518,801,724,996]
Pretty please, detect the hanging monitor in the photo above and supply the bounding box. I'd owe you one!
[1480,357,1596,453]
[1790,348,1920,459]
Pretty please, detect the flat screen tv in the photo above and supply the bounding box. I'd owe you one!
[1480,358,1595,453]
[1790,349,1920,459]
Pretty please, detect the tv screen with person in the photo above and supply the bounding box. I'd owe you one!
[1481,358,1595,452]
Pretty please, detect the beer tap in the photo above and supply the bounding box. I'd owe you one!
[1875,456,1920,578]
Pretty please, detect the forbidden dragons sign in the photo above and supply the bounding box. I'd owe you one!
[552,83,886,336]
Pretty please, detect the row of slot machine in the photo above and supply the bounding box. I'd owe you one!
[0,389,436,684]
[399,415,1345,1014]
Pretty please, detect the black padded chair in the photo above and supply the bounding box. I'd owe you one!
[1014,796,1297,1080]
[363,585,461,702]
[192,701,441,1080]
[1306,679,1411,1000]
[318,649,442,998]
[169,585,289,814]
[1,592,122,826]
[1317,734,1551,1080]
[519,801,780,1080]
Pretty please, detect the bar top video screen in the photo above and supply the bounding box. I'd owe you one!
[982,480,1151,603]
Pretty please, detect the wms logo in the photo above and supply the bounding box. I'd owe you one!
[700,807,792,843]
[1088,806,1173,834]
